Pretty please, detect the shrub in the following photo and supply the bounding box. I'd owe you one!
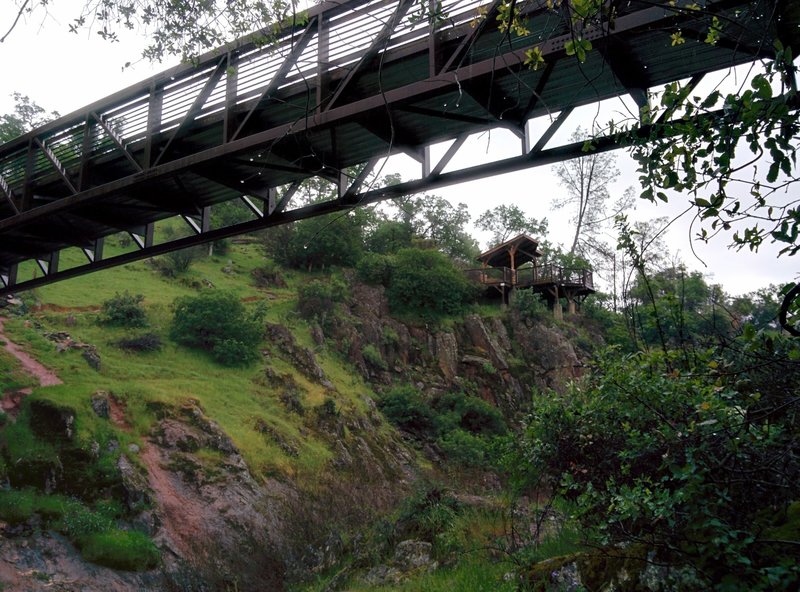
[80,530,160,571]
[315,397,340,420]
[387,248,477,319]
[212,338,258,367]
[395,485,463,546]
[0,488,35,524]
[378,386,436,438]
[296,278,347,321]
[356,252,395,286]
[437,429,491,468]
[251,259,287,288]
[152,245,203,277]
[431,391,507,437]
[114,332,162,352]
[170,291,262,366]
[516,334,800,590]
[361,344,387,370]
[99,292,147,328]
[511,288,550,323]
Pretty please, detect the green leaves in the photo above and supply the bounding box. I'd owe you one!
[565,37,592,63]
[515,335,800,589]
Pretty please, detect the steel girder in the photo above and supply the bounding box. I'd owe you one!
[0,0,792,294]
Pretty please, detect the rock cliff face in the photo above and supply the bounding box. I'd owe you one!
[329,282,586,415]
[0,282,590,591]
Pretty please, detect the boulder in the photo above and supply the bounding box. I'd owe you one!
[90,392,110,419]
[393,540,435,572]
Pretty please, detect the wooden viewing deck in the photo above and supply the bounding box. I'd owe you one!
[471,234,595,316]
[466,265,594,292]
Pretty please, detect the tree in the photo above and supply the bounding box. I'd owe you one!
[387,247,477,318]
[0,93,59,142]
[394,195,479,263]
[475,204,548,247]
[552,127,632,259]
[278,210,370,271]
[3,0,298,63]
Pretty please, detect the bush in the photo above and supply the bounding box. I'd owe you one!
[296,278,347,321]
[378,386,437,438]
[170,291,263,366]
[114,332,162,352]
[361,344,387,370]
[99,292,147,328]
[395,485,463,547]
[437,429,492,468]
[80,530,160,571]
[387,248,477,319]
[315,397,340,420]
[511,288,550,323]
[432,392,507,437]
[152,245,204,277]
[212,338,257,368]
[516,335,800,590]
[356,252,395,286]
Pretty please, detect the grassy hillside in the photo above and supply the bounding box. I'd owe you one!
[1,238,587,590]
[4,242,387,479]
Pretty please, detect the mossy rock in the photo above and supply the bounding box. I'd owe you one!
[524,546,665,592]
[79,529,161,571]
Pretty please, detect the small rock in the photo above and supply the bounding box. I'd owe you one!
[90,392,110,418]
[128,443,141,454]
[82,347,101,371]
[393,540,434,571]
[363,565,403,586]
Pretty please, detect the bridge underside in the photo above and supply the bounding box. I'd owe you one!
[0,0,792,294]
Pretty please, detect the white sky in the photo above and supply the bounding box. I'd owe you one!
[1,1,796,296]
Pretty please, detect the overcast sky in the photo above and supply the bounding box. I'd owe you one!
[1,1,796,296]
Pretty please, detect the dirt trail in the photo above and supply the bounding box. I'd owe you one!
[138,444,205,558]
[0,316,61,417]
[0,317,61,387]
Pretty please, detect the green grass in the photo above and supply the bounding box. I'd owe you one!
[25,242,267,309]
[0,347,36,392]
[80,529,160,571]
[0,244,384,480]
[0,487,159,571]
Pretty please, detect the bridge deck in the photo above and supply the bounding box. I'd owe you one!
[0,0,789,293]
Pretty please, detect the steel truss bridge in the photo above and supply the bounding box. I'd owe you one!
[0,0,794,294]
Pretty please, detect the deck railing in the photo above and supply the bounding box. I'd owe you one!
[467,265,593,291]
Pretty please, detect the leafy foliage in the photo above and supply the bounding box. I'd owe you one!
[379,387,506,468]
[152,245,204,277]
[99,292,148,328]
[277,212,370,271]
[476,204,548,246]
[0,93,59,142]
[114,332,163,352]
[170,291,263,366]
[365,220,414,254]
[356,252,395,286]
[510,288,551,323]
[296,278,347,322]
[514,333,800,590]
[387,248,477,319]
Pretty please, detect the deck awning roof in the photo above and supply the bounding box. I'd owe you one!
[476,234,542,269]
